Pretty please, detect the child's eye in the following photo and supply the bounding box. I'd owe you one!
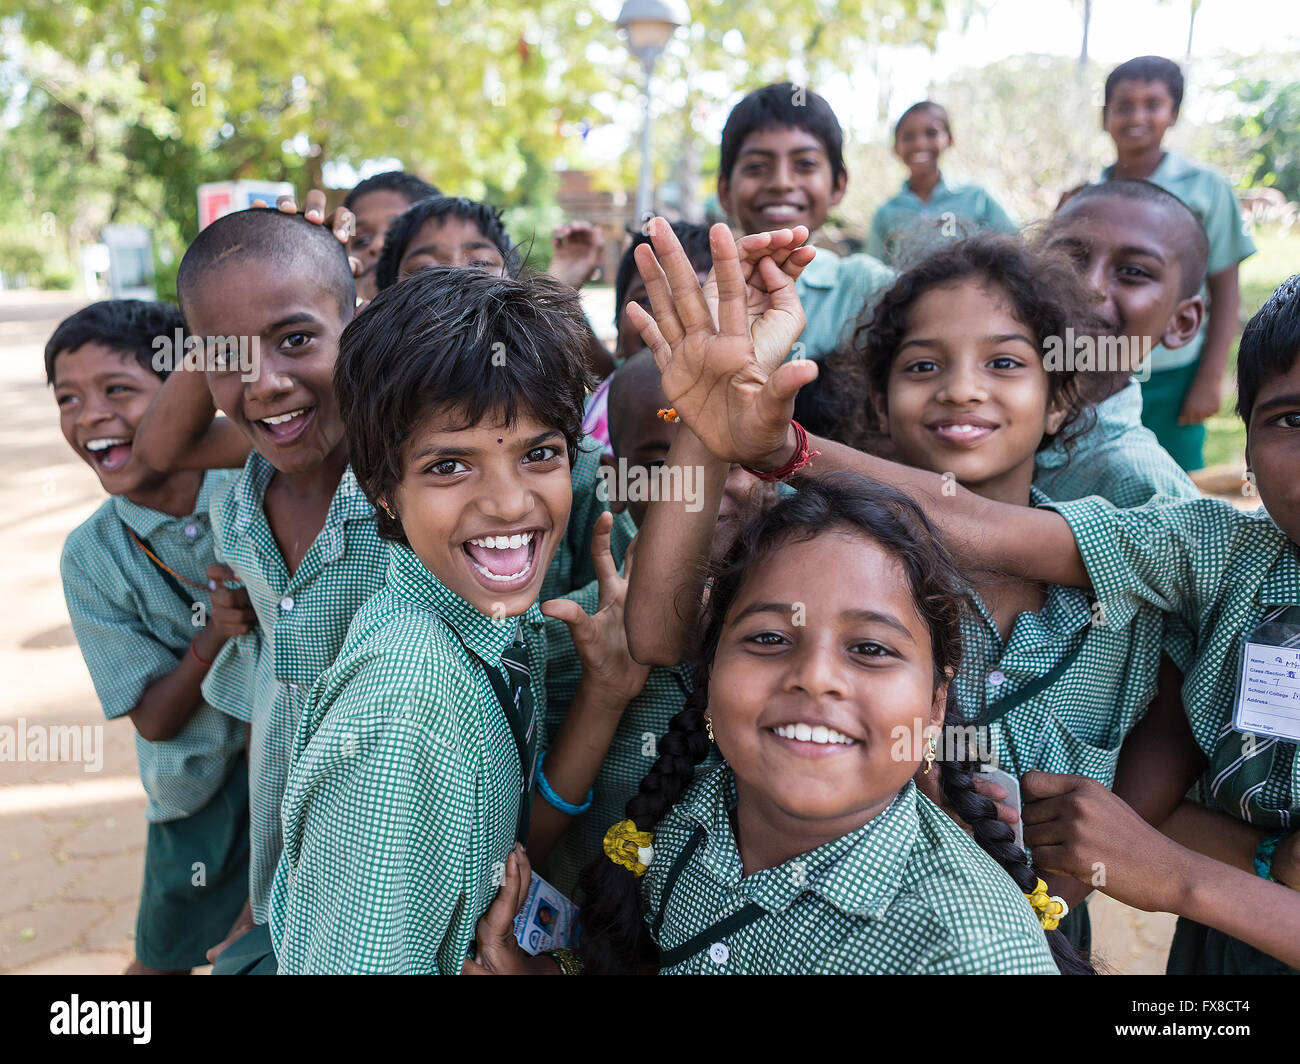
[425,458,468,476]
[106,384,136,396]
[988,356,1024,371]
[280,332,311,351]
[1279,413,1300,429]
[352,235,371,250]
[56,393,76,408]
[902,359,939,374]
[745,631,789,648]
[524,445,561,464]
[471,258,502,271]
[1117,265,1153,281]
[849,640,892,658]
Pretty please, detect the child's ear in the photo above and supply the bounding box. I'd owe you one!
[598,453,626,514]
[1044,391,1070,436]
[928,666,954,731]
[829,169,848,208]
[1161,294,1205,351]
[868,386,889,436]
[716,172,733,219]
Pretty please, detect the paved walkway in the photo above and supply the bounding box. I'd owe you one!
[1,289,1192,974]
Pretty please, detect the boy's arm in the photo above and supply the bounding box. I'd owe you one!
[529,515,651,863]
[623,427,728,665]
[133,365,251,472]
[1022,771,1300,969]
[1179,264,1239,425]
[626,218,1089,589]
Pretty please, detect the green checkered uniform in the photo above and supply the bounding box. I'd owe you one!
[268,541,547,974]
[792,246,895,362]
[1034,381,1201,508]
[642,767,1057,974]
[61,471,246,820]
[868,175,1018,267]
[1048,494,1299,975]
[204,442,612,925]
[953,494,1178,787]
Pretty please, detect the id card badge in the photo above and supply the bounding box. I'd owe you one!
[511,872,580,955]
[1232,617,1300,743]
[980,766,1024,850]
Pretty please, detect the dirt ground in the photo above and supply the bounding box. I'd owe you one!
[0,289,1198,974]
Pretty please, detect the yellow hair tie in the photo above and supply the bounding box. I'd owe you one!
[603,819,655,877]
[1024,877,1069,931]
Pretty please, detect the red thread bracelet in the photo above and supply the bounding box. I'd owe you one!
[741,420,821,482]
[189,637,214,669]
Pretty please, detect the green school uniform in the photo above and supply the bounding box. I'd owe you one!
[202,440,615,929]
[1048,494,1300,974]
[642,767,1057,974]
[1101,152,1256,471]
[268,541,547,974]
[868,175,1018,267]
[1033,380,1201,507]
[60,471,250,969]
[792,245,895,362]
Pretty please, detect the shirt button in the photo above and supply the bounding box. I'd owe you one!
[184,523,199,538]
[988,669,1006,687]
[708,942,729,966]
[280,596,295,611]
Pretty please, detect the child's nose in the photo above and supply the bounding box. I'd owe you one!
[785,639,849,699]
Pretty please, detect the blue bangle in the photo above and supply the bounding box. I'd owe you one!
[1254,832,1284,881]
[536,752,594,816]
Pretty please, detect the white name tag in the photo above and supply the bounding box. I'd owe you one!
[1233,641,1300,743]
[512,871,579,955]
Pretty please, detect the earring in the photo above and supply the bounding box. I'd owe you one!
[923,734,937,774]
[705,715,715,743]
[377,498,397,520]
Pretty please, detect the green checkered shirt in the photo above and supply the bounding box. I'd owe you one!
[1048,495,1299,829]
[268,541,547,974]
[952,491,1177,786]
[643,767,1057,974]
[203,441,611,923]
[60,471,246,822]
[1034,381,1201,507]
[868,175,1019,266]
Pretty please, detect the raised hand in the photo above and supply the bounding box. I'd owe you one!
[549,220,604,290]
[461,844,538,975]
[625,218,818,469]
[702,225,815,335]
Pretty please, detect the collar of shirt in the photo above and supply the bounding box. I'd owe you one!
[385,540,544,664]
[1102,151,1195,185]
[676,765,916,919]
[1036,380,1143,469]
[112,468,224,539]
[797,243,844,290]
[230,451,374,560]
[897,173,952,206]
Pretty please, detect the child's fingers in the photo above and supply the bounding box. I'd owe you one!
[324,205,355,244]
[632,243,685,351]
[648,217,715,335]
[587,512,622,607]
[205,563,237,584]
[1019,769,1080,801]
[625,302,675,376]
[250,198,269,209]
[757,254,808,314]
[709,223,749,338]
[621,533,639,582]
[301,188,327,224]
[275,194,298,214]
[538,597,590,633]
[766,358,819,406]
[513,845,533,906]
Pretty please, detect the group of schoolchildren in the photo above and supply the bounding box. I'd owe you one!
[47,52,1300,976]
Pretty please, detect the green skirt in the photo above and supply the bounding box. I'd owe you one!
[135,752,250,971]
[1138,363,1206,473]
[1166,917,1298,975]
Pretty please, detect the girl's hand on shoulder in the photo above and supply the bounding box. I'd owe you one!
[541,513,651,706]
[462,845,557,975]
[914,762,1020,832]
[1020,770,1183,913]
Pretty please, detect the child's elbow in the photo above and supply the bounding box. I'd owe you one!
[626,628,681,668]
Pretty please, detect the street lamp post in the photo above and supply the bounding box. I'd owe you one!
[616,0,687,224]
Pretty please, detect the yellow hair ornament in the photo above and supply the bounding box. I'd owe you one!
[603,819,655,877]
[1024,877,1069,931]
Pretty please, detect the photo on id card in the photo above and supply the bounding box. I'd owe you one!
[512,872,579,954]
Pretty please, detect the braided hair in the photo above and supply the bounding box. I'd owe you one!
[576,472,1092,974]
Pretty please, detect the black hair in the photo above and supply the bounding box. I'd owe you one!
[894,100,952,140]
[1237,273,1300,427]
[45,299,185,386]
[1054,179,1208,298]
[336,265,594,545]
[613,221,713,326]
[828,232,1104,452]
[374,195,520,291]
[606,348,666,457]
[575,473,1093,975]
[1104,56,1184,113]
[719,82,846,186]
[343,170,440,211]
[176,208,357,320]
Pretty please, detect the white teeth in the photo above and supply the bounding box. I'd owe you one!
[468,531,534,549]
[85,437,129,451]
[260,408,307,425]
[469,560,533,582]
[774,723,855,745]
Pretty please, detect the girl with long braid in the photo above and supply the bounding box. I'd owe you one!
[467,475,1089,974]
